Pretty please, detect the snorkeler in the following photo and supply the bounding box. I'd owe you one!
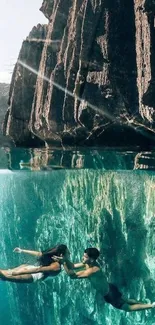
[54,247,155,312]
[0,244,70,283]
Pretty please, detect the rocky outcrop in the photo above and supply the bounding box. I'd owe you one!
[0,83,14,147]
[3,0,155,147]
[3,24,48,147]
[0,83,9,133]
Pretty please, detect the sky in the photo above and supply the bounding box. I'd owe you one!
[0,0,47,83]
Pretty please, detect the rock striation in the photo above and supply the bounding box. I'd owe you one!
[3,0,155,147]
[0,83,15,147]
[0,83,9,134]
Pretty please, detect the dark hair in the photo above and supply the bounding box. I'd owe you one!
[38,244,67,266]
[84,247,100,260]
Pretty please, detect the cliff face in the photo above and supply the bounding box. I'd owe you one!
[3,24,48,147]
[0,83,15,147]
[3,0,155,147]
[0,83,9,134]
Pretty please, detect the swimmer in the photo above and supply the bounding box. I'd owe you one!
[0,244,70,283]
[54,247,155,312]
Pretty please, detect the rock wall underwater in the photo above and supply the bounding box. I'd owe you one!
[0,169,155,325]
[3,0,155,147]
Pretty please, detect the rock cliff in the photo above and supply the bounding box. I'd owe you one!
[0,83,14,147]
[3,0,155,147]
[0,83,9,134]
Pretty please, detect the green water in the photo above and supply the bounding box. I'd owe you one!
[0,149,155,325]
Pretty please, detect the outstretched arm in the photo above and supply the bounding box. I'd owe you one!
[63,260,99,279]
[13,247,42,257]
[53,256,84,270]
[74,262,85,269]
[63,261,85,270]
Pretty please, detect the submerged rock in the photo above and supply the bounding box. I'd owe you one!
[0,168,155,325]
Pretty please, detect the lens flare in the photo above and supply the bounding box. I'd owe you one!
[18,60,113,121]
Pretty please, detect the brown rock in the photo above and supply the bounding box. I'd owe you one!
[3,0,155,147]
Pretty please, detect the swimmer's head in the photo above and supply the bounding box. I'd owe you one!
[64,248,70,259]
[55,244,68,257]
[40,244,69,265]
[82,247,100,264]
[51,245,70,260]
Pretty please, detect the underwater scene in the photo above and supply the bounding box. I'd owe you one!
[0,148,155,325]
[1,0,155,324]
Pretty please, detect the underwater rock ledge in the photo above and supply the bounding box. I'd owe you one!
[3,0,155,147]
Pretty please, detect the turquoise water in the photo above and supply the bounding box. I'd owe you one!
[0,149,155,325]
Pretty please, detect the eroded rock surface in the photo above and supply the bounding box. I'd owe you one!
[0,83,9,134]
[3,0,155,147]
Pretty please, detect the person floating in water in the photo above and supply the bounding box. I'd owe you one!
[54,247,155,312]
[0,244,70,283]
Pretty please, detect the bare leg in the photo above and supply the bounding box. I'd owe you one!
[10,264,28,272]
[7,264,29,275]
[121,301,153,312]
[0,270,33,283]
[0,265,30,277]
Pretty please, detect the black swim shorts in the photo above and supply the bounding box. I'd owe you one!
[104,283,124,309]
